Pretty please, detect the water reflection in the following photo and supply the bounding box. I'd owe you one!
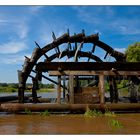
[0,114,140,134]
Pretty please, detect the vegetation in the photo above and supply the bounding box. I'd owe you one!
[40,110,50,116]
[84,108,102,117]
[84,108,117,118]
[105,80,129,96]
[24,108,32,115]
[0,83,55,93]
[109,119,123,129]
[104,109,116,117]
[125,42,140,62]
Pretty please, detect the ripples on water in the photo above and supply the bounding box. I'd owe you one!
[0,113,140,134]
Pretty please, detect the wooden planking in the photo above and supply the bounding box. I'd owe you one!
[49,70,140,76]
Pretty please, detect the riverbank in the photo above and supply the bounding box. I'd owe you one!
[0,83,55,93]
[0,88,56,93]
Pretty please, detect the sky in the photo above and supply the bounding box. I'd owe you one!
[0,6,140,83]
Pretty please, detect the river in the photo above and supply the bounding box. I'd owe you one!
[0,113,140,134]
[0,92,140,134]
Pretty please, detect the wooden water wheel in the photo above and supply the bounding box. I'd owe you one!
[18,30,129,103]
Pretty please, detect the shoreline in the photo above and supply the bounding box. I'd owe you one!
[0,88,56,93]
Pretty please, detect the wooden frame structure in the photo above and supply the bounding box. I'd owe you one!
[35,62,140,105]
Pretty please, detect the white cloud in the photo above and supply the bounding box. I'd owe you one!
[112,24,140,35]
[1,55,24,64]
[0,41,27,54]
[0,12,29,40]
[29,6,44,13]
[40,29,67,45]
[0,19,9,23]
[73,6,114,24]
[17,22,28,39]
[114,48,126,53]
[73,6,140,36]
[0,53,32,65]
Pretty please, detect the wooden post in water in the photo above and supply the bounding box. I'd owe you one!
[109,76,114,103]
[57,75,61,104]
[17,70,25,103]
[109,76,118,103]
[69,75,74,104]
[32,78,38,103]
[18,87,25,103]
[99,74,105,104]
[113,78,118,103]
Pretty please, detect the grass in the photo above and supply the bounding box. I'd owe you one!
[0,87,17,92]
[40,110,50,116]
[109,119,123,129]
[104,108,116,117]
[0,87,55,93]
[84,108,102,117]
[84,108,116,118]
[24,108,32,115]
[84,108,123,129]
[37,88,56,93]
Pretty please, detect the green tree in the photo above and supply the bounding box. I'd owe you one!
[125,42,140,62]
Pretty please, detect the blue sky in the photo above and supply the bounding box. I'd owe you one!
[0,6,140,83]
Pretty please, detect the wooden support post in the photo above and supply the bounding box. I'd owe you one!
[75,76,79,88]
[99,74,105,104]
[57,76,61,104]
[18,87,25,103]
[69,75,74,104]
[109,76,114,103]
[113,78,118,103]
[109,76,118,103]
[17,70,25,103]
[129,81,138,103]
[32,78,39,103]
[63,75,66,99]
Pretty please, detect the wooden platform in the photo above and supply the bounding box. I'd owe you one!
[0,103,140,112]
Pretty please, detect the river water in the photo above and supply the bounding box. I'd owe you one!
[0,113,140,134]
[0,92,140,134]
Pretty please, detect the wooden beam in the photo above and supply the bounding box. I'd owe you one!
[36,62,140,72]
[74,42,84,62]
[69,75,74,104]
[63,75,66,99]
[57,76,61,104]
[99,74,105,104]
[32,78,39,103]
[92,44,96,53]
[49,70,140,76]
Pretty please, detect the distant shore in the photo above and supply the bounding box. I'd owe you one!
[0,83,55,93]
[0,88,56,93]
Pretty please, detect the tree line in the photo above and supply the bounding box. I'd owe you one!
[0,83,55,92]
[0,83,54,88]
